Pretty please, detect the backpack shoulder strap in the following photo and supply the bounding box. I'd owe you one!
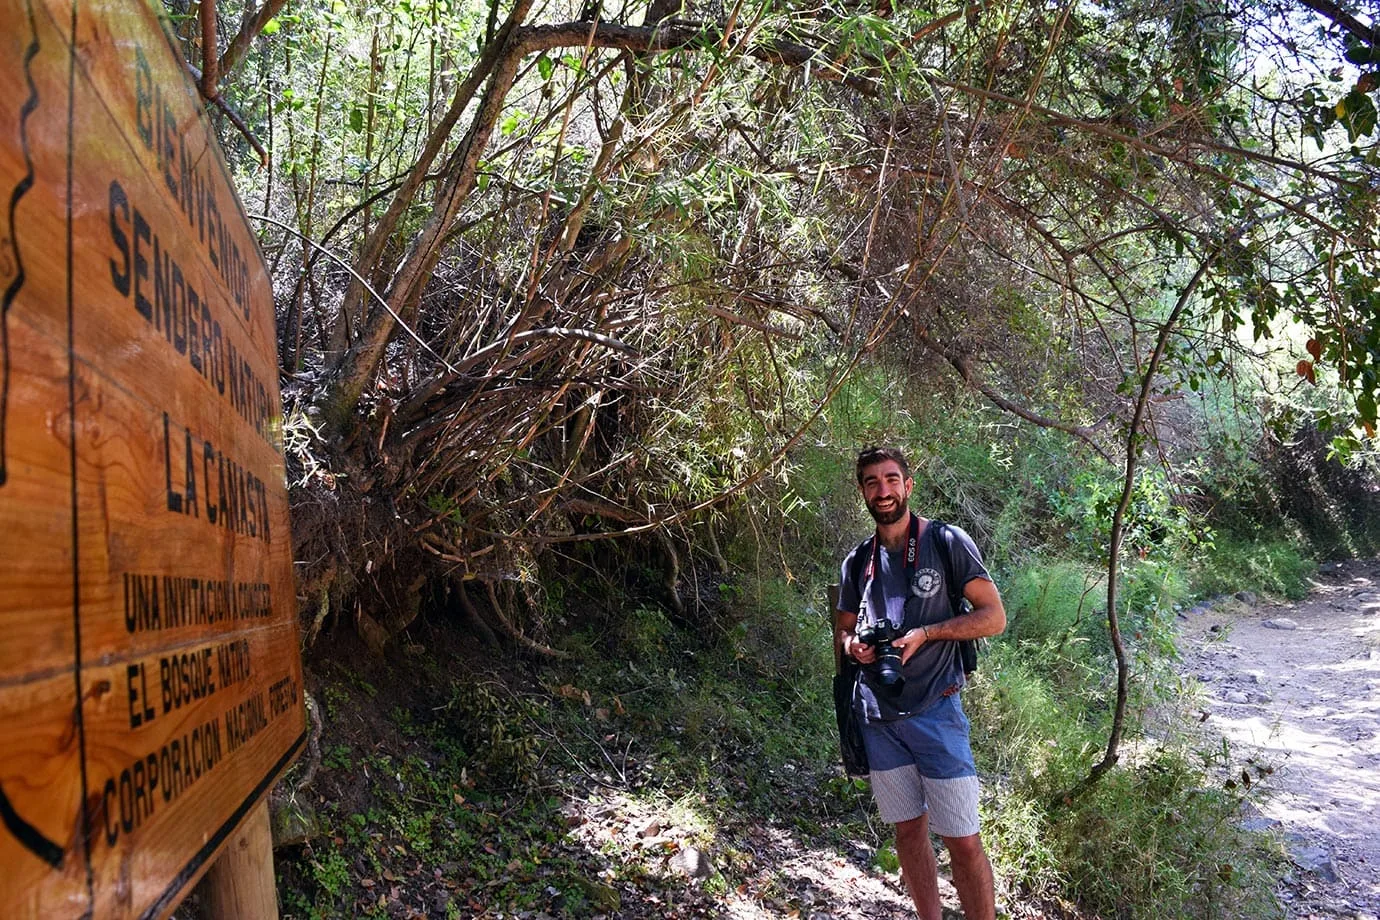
[847,535,873,600]
[929,520,965,617]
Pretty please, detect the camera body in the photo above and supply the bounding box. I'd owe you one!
[856,619,905,695]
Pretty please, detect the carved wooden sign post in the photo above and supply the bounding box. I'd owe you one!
[0,0,304,916]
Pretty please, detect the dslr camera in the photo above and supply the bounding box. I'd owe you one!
[856,619,905,695]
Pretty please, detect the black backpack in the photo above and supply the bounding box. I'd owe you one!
[846,520,978,676]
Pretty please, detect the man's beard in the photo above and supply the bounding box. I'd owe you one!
[867,496,908,525]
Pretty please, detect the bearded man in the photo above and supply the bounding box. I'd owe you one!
[835,446,1007,920]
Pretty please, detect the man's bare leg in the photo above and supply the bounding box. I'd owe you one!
[895,813,941,920]
[942,833,995,920]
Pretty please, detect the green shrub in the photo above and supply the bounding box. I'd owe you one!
[967,646,1101,782]
[442,681,542,786]
[736,576,834,680]
[615,605,676,660]
[1003,562,1105,648]
[1191,535,1314,600]
[1121,559,1191,620]
[980,781,1063,907]
[1048,750,1282,919]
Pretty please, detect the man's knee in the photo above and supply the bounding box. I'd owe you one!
[941,832,986,863]
[895,813,929,848]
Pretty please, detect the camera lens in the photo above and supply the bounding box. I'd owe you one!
[876,644,905,694]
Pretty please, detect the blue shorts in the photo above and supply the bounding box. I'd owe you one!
[861,694,980,836]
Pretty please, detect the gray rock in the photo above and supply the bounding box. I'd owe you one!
[669,845,712,878]
[1288,842,1342,882]
[1235,591,1259,605]
[1240,815,1281,833]
[1223,690,1251,704]
[270,800,322,848]
[1263,618,1299,630]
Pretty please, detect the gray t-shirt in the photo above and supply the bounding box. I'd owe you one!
[838,521,991,723]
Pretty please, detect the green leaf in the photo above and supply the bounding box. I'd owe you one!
[500,113,521,136]
[1358,392,1378,424]
[349,107,365,133]
[1343,42,1377,66]
[1341,91,1378,141]
[537,54,553,81]
[261,17,280,35]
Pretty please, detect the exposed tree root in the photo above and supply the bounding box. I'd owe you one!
[654,530,685,617]
[454,576,502,648]
[484,581,570,659]
[705,521,729,574]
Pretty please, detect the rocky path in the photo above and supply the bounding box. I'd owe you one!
[1183,559,1380,919]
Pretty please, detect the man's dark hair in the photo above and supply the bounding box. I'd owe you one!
[855,446,910,484]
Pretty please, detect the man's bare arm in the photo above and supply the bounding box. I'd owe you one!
[927,577,1006,641]
[893,578,1006,664]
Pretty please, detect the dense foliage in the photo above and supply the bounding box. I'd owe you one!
[178,0,1379,643]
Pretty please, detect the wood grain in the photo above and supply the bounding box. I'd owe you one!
[199,801,278,920]
[0,1,303,916]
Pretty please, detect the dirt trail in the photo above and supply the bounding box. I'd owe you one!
[1183,559,1380,919]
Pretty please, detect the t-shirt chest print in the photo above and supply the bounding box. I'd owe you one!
[912,566,943,598]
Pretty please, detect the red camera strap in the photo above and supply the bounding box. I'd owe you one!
[863,512,921,586]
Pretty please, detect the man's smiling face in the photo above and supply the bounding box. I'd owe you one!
[859,459,912,525]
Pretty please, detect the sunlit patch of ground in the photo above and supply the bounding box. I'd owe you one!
[1185,560,1380,918]
[557,785,923,919]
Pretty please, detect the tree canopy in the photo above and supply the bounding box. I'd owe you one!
[182,0,1380,645]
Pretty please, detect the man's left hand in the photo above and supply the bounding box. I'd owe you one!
[893,627,929,665]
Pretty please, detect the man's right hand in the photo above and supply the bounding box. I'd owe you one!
[846,635,877,664]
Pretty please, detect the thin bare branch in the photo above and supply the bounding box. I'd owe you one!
[917,331,1113,459]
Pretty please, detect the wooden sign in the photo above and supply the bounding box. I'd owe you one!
[0,0,305,916]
